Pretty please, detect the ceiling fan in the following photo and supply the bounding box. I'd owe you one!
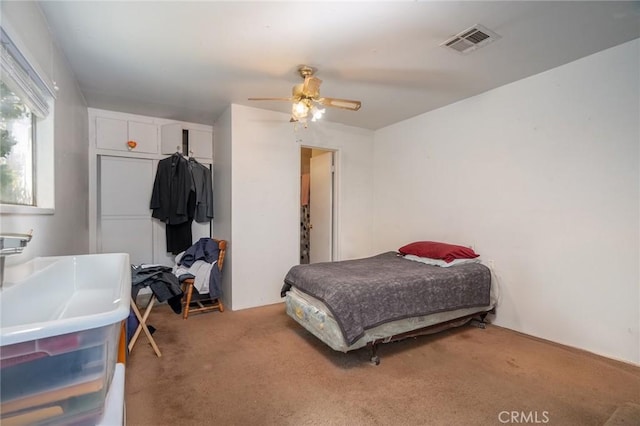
[248,65,361,123]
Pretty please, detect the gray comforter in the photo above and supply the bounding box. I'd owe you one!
[282,252,491,345]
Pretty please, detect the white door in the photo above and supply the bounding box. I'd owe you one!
[99,156,155,265]
[309,151,333,263]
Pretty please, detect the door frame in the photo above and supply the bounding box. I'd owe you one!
[299,145,340,263]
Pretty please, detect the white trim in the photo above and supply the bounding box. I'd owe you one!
[35,105,55,209]
[0,204,54,215]
[332,149,341,261]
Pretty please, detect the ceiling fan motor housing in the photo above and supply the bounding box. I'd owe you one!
[298,65,316,78]
[248,64,362,116]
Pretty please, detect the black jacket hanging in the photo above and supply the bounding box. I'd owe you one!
[151,153,196,253]
[166,189,196,254]
[150,153,192,225]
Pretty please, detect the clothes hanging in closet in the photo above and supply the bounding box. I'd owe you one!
[165,191,195,255]
[150,153,214,254]
[150,153,192,225]
[189,158,214,223]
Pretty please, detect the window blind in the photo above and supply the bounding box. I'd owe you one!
[1,27,54,118]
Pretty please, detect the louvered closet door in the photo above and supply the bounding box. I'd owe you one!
[99,156,154,265]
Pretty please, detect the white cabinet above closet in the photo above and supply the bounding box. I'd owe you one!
[161,123,213,160]
[188,129,214,159]
[96,116,158,154]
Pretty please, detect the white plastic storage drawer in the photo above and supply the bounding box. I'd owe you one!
[0,324,120,425]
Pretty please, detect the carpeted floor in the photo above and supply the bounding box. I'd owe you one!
[125,303,640,426]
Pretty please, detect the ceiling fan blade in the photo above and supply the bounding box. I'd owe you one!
[317,97,362,111]
[247,97,294,102]
[302,76,322,98]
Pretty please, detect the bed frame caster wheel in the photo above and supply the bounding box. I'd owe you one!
[368,343,381,365]
[470,312,489,329]
[470,319,486,329]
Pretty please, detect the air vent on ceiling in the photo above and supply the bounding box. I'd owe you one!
[440,24,501,54]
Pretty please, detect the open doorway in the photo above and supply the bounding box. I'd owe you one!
[300,147,335,264]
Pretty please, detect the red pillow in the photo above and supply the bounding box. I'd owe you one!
[398,241,479,263]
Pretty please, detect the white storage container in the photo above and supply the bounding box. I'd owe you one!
[0,253,131,425]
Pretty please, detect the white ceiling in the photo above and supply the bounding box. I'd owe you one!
[39,1,640,130]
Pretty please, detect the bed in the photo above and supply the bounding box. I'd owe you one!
[281,244,496,364]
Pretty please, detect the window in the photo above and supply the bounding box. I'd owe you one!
[1,81,35,205]
[1,26,55,212]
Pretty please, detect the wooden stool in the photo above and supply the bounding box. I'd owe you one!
[181,239,227,320]
[128,295,162,357]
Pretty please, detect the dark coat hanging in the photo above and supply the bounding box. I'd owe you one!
[151,153,196,254]
[150,153,193,225]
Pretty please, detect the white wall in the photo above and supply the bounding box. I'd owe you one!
[1,2,89,265]
[228,105,374,310]
[212,106,233,307]
[372,39,640,364]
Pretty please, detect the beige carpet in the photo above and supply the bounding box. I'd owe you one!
[603,402,640,425]
[125,303,640,426]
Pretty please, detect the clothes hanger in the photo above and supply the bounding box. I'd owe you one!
[173,146,193,160]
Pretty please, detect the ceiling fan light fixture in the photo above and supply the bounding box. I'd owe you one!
[311,106,325,122]
[292,100,309,119]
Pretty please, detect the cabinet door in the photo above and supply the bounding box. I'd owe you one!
[99,156,155,264]
[96,117,158,153]
[128,121,158,153]
[188,129,213,160]
[160,123,183,155]
[96,117,128,151]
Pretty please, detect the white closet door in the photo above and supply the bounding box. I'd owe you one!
[99,156,154,265]
[192,221,211,240]
[152,219,174,266]
[101,218,153,265]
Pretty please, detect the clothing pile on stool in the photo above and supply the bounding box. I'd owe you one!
[131,264,183,314]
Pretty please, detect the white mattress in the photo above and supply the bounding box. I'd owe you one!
[285,286,495,353]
